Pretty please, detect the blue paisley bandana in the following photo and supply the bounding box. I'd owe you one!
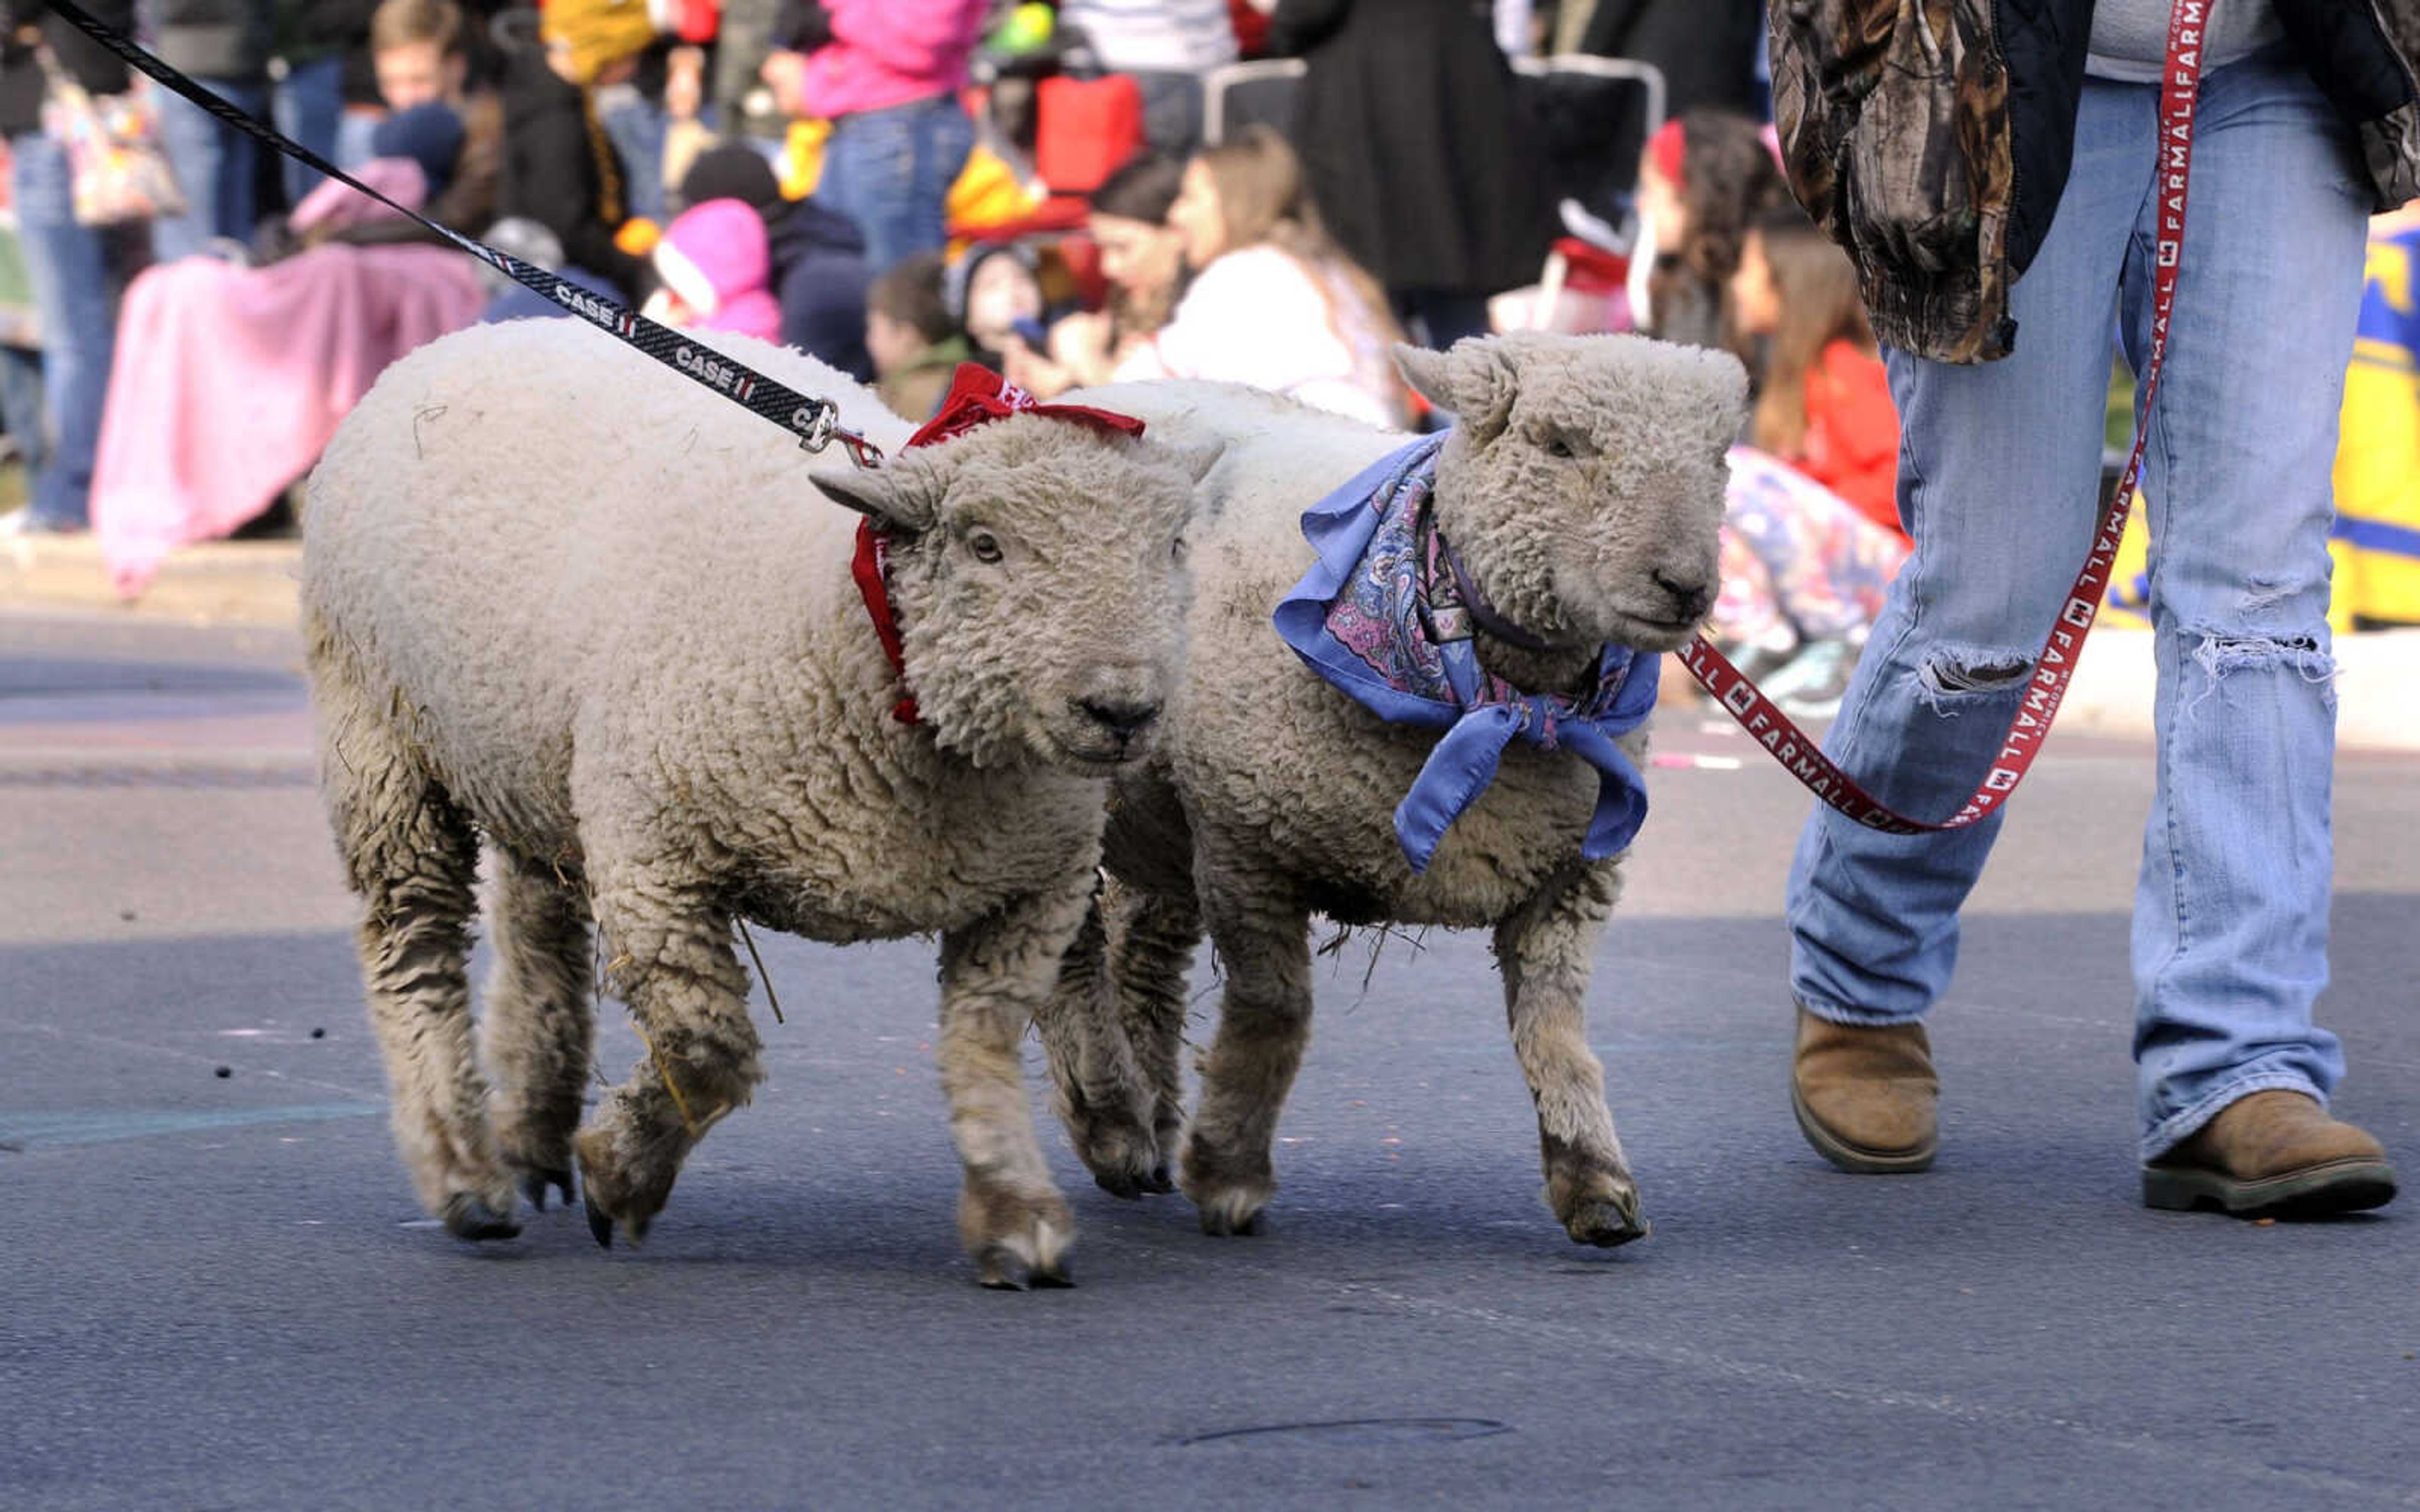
[1272,434,1660,874]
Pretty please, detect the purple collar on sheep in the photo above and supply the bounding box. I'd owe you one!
[852,364,1149,725]
[1274,434,1659,874]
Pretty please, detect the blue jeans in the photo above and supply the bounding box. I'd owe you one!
[1785,49,2371,1160]
[153,76,268,260]
[597,86,668,226]
[9,133,130,530]
[270,57,345,205]
[815,93,973,273]
[0,344,47,483]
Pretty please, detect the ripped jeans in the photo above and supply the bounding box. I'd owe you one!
[1786,47,2371,1160]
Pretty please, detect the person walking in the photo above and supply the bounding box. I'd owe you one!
[1265,0,1549,350]
[1767,0,2416,1217]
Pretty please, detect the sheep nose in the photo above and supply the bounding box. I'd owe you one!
[1651,568,1714,622]
[1076,696,1161,739]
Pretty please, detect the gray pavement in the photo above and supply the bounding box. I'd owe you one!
[3,611,2416,1511]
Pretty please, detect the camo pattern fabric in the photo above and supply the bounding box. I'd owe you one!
[1769,0,2420,366]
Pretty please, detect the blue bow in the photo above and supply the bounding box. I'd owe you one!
[1272,435,1660,874]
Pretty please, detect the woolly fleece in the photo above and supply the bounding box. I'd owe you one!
[1040,333,1749,1244]
[302,316,1204,1285]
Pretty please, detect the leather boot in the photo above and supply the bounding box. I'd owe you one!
[1790,1005,1937,1173]
[2143,1090,2397,1218]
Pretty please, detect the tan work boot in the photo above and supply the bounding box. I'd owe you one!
[2143,1090,2397,1218]
[1790,1005,1938,1173]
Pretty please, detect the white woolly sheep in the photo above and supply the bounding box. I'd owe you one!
[1036,333,1748,1246]
[302,318,1209,1287]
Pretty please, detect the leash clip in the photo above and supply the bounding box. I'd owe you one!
[795,403,885,469]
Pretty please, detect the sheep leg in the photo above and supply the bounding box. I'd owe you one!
[479,849,594,1213]
[1036,878,1197,1199]
[938,881,1093,1289]
[320,712,517,1242]
[1179,876,1313,1237]
[574,894,759,1247]
[1109,882,1201,1186]
[1034,889,1161,1198]
[1495,861,1645,1247]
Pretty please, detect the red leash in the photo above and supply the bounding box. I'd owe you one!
[1689,0,2209,833]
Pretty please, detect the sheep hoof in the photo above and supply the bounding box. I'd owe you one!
[1198,1206,1265,1238]
[975,1247,1075,1290]
[1565,1198,1649,1249]
[1065,1110,1165,1203]
[582,1191,618,1249]
[518,1167,575,1213]
[441,1192,522,1243]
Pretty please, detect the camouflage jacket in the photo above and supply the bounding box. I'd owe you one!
[1770,0,2420,363]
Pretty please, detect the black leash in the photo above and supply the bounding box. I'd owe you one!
[43,0,884,468]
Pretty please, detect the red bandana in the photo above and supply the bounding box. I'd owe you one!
[850,364,1148,725]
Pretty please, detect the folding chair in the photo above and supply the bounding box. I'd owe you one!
[1201,58,1308,146]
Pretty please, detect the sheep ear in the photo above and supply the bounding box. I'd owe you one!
[810,462,935,533]
[1393,340,1516,442]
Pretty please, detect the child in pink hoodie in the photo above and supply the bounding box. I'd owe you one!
[647,198,785,345]
[764,0,988,270]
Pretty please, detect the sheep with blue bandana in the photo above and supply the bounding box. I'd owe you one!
[1037,333,1748,1246]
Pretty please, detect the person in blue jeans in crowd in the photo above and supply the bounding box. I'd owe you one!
[269,1,377,203]
[763,0,982,273]
[1766,0,2417,1216]
[0,0,144,537]
[149,0,273,260]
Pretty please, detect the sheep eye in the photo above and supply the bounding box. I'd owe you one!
[1170,534,1189,566]
[968,532,1004,564]
[1544,434,1577,461]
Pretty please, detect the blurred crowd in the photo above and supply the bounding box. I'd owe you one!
[0,0,2412,659]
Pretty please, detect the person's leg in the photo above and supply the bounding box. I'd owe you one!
[1785,77,2153,1031]
[333,107,383,172]
[270,57,346,204]
[8,133,117,531]
[596,84,669,225]
[2116,49,2371,1163]
[0,343,49,483]
[153,77,268,258]
[905,93,975,264]
[811,107,890,269]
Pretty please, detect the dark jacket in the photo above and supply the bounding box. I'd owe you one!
[768,197,873,379]
[496,47,645,297]
[155,0,272,81]
[1576,0,1764,119]
[0,0,137,137]
[1771,0,2420,365]
[1269,0,1550,297]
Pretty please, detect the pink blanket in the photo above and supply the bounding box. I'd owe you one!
[93,243,488,595]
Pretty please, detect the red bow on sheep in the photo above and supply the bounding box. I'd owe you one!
[851,364,1149,726]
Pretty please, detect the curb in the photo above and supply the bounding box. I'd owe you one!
[1,532,299,628]
[8,534,2418,753]
[2059,626,2420,755]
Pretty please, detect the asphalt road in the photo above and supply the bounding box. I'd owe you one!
[4,610,2416,1511]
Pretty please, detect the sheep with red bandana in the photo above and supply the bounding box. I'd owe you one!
[302,318,1213,1287]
